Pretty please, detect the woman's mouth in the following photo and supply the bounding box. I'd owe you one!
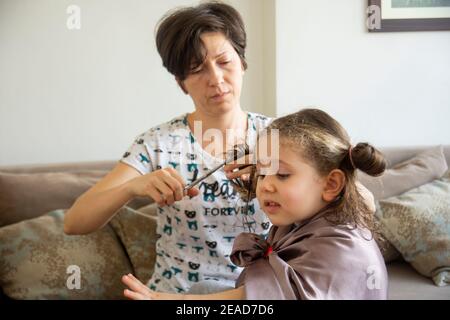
[210,92,230,102]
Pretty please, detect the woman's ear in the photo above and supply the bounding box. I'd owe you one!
[176,77,188,95]
[322,169,346,202]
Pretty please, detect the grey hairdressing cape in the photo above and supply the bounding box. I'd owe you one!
[230,211,388,300]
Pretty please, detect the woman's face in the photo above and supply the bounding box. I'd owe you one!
[255,135,328,227]
[180,32,244,117]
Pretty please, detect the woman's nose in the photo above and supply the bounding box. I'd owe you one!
[207,65,224,86]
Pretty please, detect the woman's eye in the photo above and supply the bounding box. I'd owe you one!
[219,60,231,65]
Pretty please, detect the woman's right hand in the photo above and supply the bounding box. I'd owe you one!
[126,167,199,206]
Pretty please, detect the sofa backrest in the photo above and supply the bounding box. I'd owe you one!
[380,145,450,168]
[0,145,449,173]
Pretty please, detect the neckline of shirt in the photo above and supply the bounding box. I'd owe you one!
[181,112,254,165]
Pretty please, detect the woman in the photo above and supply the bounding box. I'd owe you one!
[64,2,273,294]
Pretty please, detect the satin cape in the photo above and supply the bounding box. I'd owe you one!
[230,211,388,300]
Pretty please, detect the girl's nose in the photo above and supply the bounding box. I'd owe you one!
[259,176,276,193]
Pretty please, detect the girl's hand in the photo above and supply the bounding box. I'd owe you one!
[122,274,184,300]
[125,167,199,207]
[223,154,254,181]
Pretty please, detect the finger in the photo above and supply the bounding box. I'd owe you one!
[187,186,200,198]
[152,179,174,205]
[167,167,186,189]
[225,165,253,180]
[121,275,149,295]
[162,171,184,202]
[123,289,149,300]
[158,171,180,204]
[146,185,165,205]
[224,154,253,171]
[127,274,150,291]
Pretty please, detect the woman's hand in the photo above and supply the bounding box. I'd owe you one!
[122,274,184,300]
[125,167,199,207]
[223,154,254,181]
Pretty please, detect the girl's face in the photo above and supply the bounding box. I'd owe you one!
[255,136,328,227]
[180,32,244,117]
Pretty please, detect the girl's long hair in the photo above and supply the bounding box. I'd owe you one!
[230,108,387,239]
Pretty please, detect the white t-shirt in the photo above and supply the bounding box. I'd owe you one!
[120,112,273,293]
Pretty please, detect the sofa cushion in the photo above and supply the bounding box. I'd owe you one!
[109,205,158,285]
[358,145,448,263]
[0,209,133,299]
[358,145,448,201]
[0,170,153,228]
[376,170,450,287]
[0,170,107,228]
[387,261,450,300]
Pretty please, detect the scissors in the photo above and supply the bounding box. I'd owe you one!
[183,144,251,192]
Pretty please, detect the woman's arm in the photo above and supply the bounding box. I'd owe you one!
[122,274,245,300]
[64,162,140,235]
[64,162,199,235]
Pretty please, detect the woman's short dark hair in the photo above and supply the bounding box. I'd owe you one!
[155,1,247,81]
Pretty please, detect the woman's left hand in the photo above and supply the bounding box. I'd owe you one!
[223,154,254,181]
[121,274,183,300]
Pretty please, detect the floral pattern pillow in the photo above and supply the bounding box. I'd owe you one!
[0,209,133,299]
[109,205,158,284]
[375,171,450,286]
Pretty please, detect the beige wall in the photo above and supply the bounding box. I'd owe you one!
[276,0,450,147]
[0,0,275,166]
[1,0,449,166]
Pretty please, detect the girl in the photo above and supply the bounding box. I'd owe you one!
[122,108,388,300]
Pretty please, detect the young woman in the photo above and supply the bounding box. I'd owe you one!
[64,2,273,294]
[121,109,388,300]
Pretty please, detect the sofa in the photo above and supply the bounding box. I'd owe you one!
[1,146,449,300]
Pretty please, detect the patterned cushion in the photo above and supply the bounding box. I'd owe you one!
[375,171,450,286]
[0,209,133,299]
[109,205,158,284]
[359,146,448,263]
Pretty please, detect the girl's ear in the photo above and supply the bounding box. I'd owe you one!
[176,77,188,95]
[322,169,346,202]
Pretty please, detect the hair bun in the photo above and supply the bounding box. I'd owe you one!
[352,143,386,176]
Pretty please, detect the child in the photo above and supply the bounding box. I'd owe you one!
[122,108,388,300]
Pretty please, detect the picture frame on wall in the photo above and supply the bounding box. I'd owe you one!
[368,0,450,32]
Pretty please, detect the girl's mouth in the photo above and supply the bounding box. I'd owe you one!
[263,200,281,214]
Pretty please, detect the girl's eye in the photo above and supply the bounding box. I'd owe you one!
[219,60,231,65]
[276,174,290,180]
